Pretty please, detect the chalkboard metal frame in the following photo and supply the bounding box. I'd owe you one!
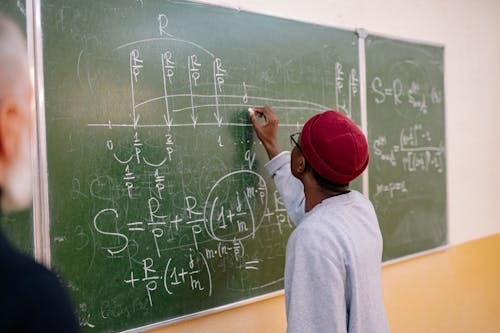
[30,0,52,268]
[120,290,283,332]
[356,28,370,199]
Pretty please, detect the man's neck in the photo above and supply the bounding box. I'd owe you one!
[304,189,327,212]
[303,183,349,212]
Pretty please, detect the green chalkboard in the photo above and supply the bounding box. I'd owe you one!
[40,0,360,331]
[365,35,447,261]
[0,0,34,256]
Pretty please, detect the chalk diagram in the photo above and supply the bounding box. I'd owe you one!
[82,14,360,317]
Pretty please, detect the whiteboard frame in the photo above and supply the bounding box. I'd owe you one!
[26,0,449,331]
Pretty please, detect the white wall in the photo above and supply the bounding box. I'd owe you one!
[196,0,500,245]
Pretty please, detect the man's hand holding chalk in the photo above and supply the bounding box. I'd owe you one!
[248,106,282,159]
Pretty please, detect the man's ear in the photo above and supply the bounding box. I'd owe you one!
[295,154,307,175]
[0,99,21,183]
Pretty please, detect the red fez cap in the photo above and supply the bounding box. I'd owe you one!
[300,110,369,184]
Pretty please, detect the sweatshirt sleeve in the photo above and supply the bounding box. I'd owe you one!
[264,151,305,225]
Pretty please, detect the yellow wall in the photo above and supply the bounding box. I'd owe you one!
[149,234,500,332]
[383,234,500,333]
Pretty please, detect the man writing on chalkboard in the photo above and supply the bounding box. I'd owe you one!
[250,106,389,332]
[0,14,79,332]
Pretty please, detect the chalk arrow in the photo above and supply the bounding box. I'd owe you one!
[214,112,223,127]
[133,113,140,130]
[191,114,198,128]
[163,114,173,130]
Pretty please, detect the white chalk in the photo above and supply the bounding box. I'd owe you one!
[248,107,254,113]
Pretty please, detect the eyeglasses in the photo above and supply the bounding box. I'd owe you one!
[290,132,301,151]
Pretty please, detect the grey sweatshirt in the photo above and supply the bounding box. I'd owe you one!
[265,152,389,333]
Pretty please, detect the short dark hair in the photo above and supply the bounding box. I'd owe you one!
[306,161,349,192]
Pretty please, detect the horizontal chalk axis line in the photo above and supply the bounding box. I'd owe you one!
[87,122,303,128]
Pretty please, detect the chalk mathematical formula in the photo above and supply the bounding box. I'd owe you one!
[43,2,447,330]
[76,12,360,326]
[373,123,445,173]
[368,58,445,202]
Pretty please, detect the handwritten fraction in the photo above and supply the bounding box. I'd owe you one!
[80,12,360,321]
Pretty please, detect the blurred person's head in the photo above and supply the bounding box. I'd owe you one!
[0,14,33,212]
